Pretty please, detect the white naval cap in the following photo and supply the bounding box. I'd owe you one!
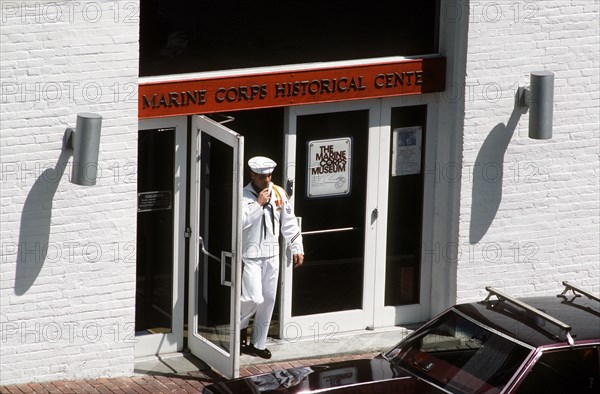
[248,156,277,174]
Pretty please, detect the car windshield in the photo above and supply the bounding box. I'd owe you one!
[385,310,532,394]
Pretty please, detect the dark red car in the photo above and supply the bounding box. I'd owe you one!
[203,282,599,393]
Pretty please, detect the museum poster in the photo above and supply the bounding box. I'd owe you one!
[307,137,352,198]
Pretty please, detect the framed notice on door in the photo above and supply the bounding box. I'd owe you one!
[392,126,422,176]
[307,137,352,198]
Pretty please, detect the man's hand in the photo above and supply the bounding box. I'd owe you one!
[293,254,304,268]
[257,187,271,206]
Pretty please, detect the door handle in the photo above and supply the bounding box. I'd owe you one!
[221,251,233,287]
[199,236,232,287]
[302,227,357,235]
[198,236,220,263]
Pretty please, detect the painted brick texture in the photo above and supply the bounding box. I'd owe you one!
[456,1,599,301]
[1,0,598,387]
[0,1,140,385]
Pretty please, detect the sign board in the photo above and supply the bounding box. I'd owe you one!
[391,126,422,176]
[139,57,446,118]
[138,190,172,212]
[307,138,351,198]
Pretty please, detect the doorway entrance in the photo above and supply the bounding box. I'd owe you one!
[134,97,436,377]
[280,99,434,339]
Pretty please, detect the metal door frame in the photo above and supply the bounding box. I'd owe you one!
[376,95,437,326]
[281,99,380,340]
[281,97,436,340]
[188,115,244,379]
[135,116,187,357]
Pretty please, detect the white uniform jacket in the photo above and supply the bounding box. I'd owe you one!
[242,182,303,259]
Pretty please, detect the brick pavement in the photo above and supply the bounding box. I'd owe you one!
[1,353,378,393]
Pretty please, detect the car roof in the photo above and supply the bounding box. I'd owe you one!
[454,294,600,348]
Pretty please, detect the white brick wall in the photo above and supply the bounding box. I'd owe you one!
[456,1,599,301]
[1,1,139,385]
[1,0,598,386]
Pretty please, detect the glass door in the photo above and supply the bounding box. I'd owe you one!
[188,115,244,379]
[280,98,435,339]
[375,97,436,326]
[135,117,187,357]
[280,100,381,337]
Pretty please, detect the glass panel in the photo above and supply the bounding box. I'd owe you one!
[197,132,234,353]
[293,110,368,316]
[516,347,599,393]
[210,110,284,170]
[386,311,531,394]
[385,106,427,306]
[206,110,283,338]
[136,128,175,334]
[139,0,440,76]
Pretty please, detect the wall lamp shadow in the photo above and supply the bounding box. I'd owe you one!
[518,71,554,140]
[62,113,102,186]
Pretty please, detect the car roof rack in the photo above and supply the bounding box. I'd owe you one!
[558,281,600,303]
[484,286,575,346]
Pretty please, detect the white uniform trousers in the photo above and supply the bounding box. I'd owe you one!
[240,255,279,350]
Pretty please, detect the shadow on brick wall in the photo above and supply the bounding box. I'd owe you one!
[469,96,525,244]
[14,149,70,295]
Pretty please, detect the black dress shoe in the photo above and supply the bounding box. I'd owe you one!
[240,328,248,347]
[241,343,272,359]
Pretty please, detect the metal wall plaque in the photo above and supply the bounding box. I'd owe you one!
[138,190,172,212]
[307,137,351,198]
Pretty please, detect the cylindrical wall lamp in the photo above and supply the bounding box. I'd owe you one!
[63,113,102,186]
[518,71,555,139]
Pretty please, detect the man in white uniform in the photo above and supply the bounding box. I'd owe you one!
[241,156,304,359]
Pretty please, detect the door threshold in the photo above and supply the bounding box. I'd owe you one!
[133,326,419,374]
[241,325,416,366]
[134,351,211,376]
